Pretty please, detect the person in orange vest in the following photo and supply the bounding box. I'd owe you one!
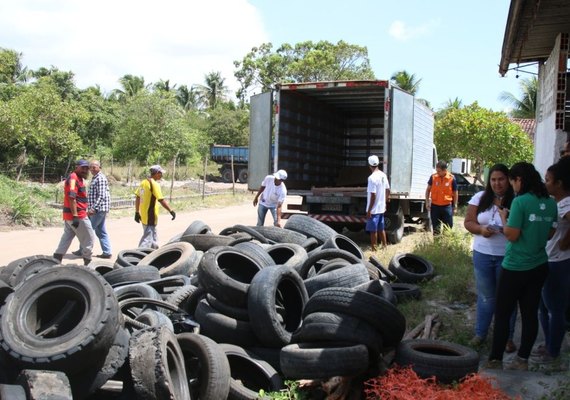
[425,160,458,234]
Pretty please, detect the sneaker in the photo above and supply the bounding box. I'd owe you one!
[531,344,547,357]
[505,339,517,353]
[531,353,559,364]
[505,356,528,371]
[469,336,485,348]
[71,250,82,257]
[95,254,112,259]
[483,359,503,370]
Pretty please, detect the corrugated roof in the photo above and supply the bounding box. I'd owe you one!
[509,117,536,141]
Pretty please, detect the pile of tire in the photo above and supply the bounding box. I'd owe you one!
[0,215,414,399]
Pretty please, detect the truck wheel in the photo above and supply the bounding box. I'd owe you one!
[238,169,248,183]
[221,168,232,183]
[385,204,405,244]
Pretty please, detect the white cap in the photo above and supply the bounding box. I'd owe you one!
[150,165,166,174]
[368,155,379,166]
[273,169,288,180]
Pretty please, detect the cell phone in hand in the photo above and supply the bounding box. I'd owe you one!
[488,223,503,232]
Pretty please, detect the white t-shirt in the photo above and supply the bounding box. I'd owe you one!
[547,196,570,262]
[259,175,287,208]
[468,191,508,256]
[366,170,390,214]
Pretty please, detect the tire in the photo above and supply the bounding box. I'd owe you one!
[16,370,73,400]
[103,265,161,286]
[221,168,233,183]
[220,224,270,244]
[233,242,275,268]
[388,253,434,283]
[266,243,308,272]
[292,311,383,355]
[248,265,308,347]
[179,234,234,251]
[280,343,369,379]
[251,226,309,246]
[206,293,249,321]
[87,260,116,276]
[135,309,174,331]
[0,266,121,374]
[114,283,163,303]
[303,287,406,348]
[116,249,148,268]
[5,255,59,287]
[390,282,421,302]
[298,248,362,279]
[166,285,202,314]
[385,203,405,244]
[304,263,370,297]
[238,169,248,184]
[194,299,256,347]
[394,339,479,383]
[369,255,397,282]
[177,333,231,400]
[284,214,337,245]
[354,279,396,305]
[220,343,284,399]
[129,326,190,400]
[139,242,198,277]
[197,246,263,307]
[0,280,13,305]
[183,220,212,236]
[322,233,364,260]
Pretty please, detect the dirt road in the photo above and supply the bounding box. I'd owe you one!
[0,201,258,266]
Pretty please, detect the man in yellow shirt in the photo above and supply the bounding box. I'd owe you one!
[134,165,176,248]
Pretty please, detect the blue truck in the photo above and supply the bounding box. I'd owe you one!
[210,145,249,183]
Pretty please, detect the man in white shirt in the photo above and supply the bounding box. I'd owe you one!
[366,155,391,250]
[253,169,288,227]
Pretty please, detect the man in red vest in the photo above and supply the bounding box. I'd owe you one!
[425,160,458,234]
[53,159,96,265]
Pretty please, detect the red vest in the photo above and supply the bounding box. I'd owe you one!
[63,172,88,220]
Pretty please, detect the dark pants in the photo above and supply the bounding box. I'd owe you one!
[489,263,548,361]
[430,204,453,233]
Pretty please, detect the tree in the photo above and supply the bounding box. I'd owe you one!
[113,91,199,164]
[32,66,78,100]
[195,71,228,110]
[76,87,119,154]
[176,85,201,111]
[390,70,421,95]
[112,74,147,101]
[153,79,176,93]
[435,97,463,120]
[499,76,537,118]
[0,48,30,85]
[205,106,249,146]
[435,102,534,183]
[234,40,375,103]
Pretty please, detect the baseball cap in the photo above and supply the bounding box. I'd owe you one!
[273,169,288,180]
[150,165,166,174]
[368,155,379,166]
[76,159,89,168]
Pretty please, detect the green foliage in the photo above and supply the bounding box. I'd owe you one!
[76,87,119,154]
[435,102,534,178]
[499,76,538,118]
[113,91,200,163]
[206,106,249,146]
[391,70,422,95]
[262,381,310,399]
[195,71,229,110]
[234,40,375,102]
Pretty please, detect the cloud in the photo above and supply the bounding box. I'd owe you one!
[0,0,268,98]
[388,19,439,41]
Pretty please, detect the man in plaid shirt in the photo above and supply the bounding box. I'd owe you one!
[73,160,112,258]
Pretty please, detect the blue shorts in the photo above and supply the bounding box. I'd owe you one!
[366,214,385,232]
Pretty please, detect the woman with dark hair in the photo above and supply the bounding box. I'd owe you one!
[487,162,557,370]
[535,157,570,364]
[464,164,517,351]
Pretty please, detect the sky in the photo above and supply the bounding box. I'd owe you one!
[0,0,535,112]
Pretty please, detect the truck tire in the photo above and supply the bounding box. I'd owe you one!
[0,266,121,374]
[385,204,405,244]
[238,168,248,183]
[221,168,233,183]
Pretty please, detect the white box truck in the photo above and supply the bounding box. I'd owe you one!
[248,80,436,243]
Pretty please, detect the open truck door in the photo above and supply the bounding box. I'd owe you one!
[248,91,273,191]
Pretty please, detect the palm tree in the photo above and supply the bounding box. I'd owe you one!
[153,79,176,93]
[176,85,201,111]
[112,74,146,100]
[390,70,422,95]
[499,76,537,118]
[195,71,228,109]
[0,48,30,84]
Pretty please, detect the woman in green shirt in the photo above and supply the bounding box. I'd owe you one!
[487,162,557,371]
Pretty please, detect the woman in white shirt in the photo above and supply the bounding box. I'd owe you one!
[464,164,516,351]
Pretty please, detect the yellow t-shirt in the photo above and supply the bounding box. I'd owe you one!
[136,178,164,225]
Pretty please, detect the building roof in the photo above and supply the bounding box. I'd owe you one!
[499,0,570,76]
[509,117,536,141]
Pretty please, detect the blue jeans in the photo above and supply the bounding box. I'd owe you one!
[430,204,453,233]
[90,211,112,255]
[539,259,570,357]
[473,250,516,339]
[257,204,277,226]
